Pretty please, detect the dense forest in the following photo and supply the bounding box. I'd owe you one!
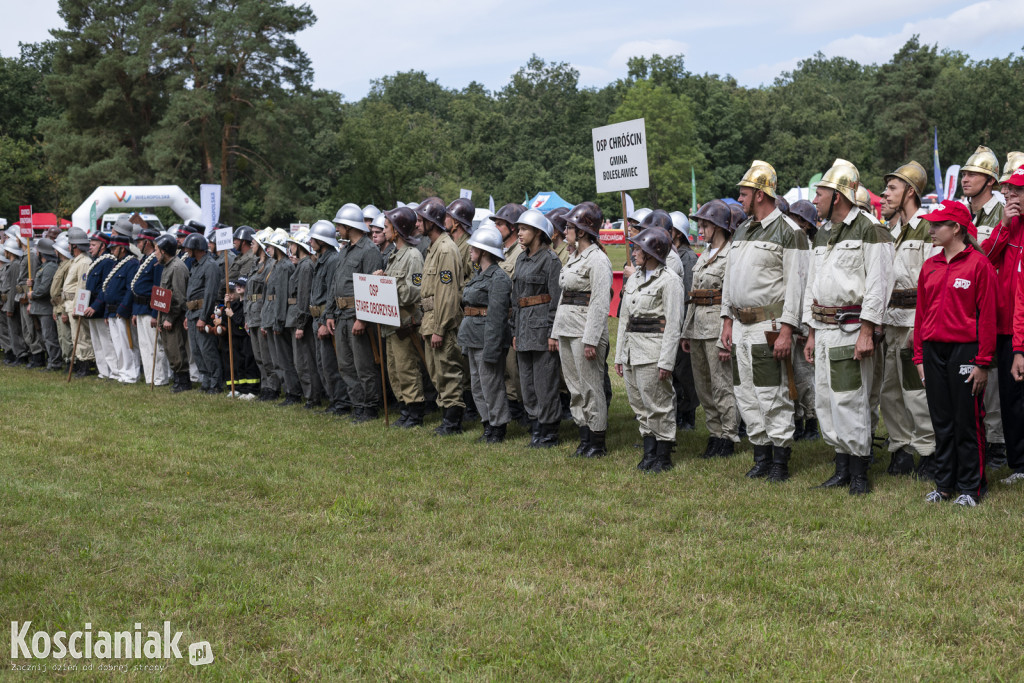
[1,0,1023,226]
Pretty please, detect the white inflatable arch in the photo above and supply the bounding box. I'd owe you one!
[71,186,202,232]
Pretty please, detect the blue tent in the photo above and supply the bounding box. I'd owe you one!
[526,191,575,214]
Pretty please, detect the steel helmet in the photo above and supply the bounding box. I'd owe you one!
[817,158,860,204]
[627,207,652,226]
[3,236,24,256]
[363,204,381,222]
[638,209,673,233]
[564,201,603,238]
[155,233,178,256]
[737,160,778,199]
[252,228,270,252]
[66,227,90,247]
[855,186,873,212]
[999,151,1024,184]
[446,198,475,231]
[370,212,387,230]
[384,206,420,245]
[728,204,747,232]
[628,228,671,265]
[112,215,134,239]
[884,161,928,198]
[233,225,256,242]
[415,198,447,231]
[788,200,818,228]
[0,251,7,264]
[53,236,72,259]
[669,211,690,236]
[490,203,527,226]
[333,203,367,232]
[289,231,314,255]
[138,227,160,243]
[692,200,731,232]
[266,230,289,256]
[309,220,339,250]
[405,201,419,211]
[467,224,505,261]
[547,207,569,236]
[516,208,553,241]
[962,145,999,180]
[775,196,791,215]
[35,238,56,257]
[183,233,208,253]
[183,219,206,235]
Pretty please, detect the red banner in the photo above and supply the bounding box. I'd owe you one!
[150,287,172,313]
[19,205,32,238]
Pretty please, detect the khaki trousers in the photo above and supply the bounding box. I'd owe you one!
[558,336,609,432]
[812,326,876,457]
[424,329,465,409]
[56,313,73,361]
[623,361,676,441]
[879,325,935,456]
[733,320,795,447]
[690,337,738,440]
[386,334,424,404]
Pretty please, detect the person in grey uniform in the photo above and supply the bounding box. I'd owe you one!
[248,231,280,401]
[263,232,301,405]
[286,231,322,408]
[459,223,514,443]
[3,236,29,365]
[182,233,224,393]
[511,209,563,448]
[308,220,350,416]
[27,238,63,371]
[669,210,701,430]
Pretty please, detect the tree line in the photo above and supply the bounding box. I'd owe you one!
[2,0,1023,226]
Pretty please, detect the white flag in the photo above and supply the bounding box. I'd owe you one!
[624,193,635,219]
[488,195,495,213]
[200,184,222,238]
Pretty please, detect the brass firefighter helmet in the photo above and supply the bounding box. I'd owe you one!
[999,151,1024,184]
[855,186,873,212]
[736,160,777,199]
[884,160,927,198]
[817,158,860,204]
[962,145,999,180]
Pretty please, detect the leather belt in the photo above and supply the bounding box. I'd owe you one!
[287,297,297,305]
[626,316,666,333]
[134,295,149,304]
[561,291,591,306]
[463,305,487,317]
[309,305,323,317]
[249,294,262,302]
[811,302,862,326]
[518,293,551,308]
[421,296,434,312]
[266,294,275,302]
[395,321,420,339]
[731,300,784,324]
[185,298,204,311]
[688,288,722,306]
[335,296,354,310]
[52,294,63,306]
[888,288,917,309]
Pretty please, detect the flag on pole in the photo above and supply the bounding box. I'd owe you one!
[933,127,944,198]
[624,193,635,219]
[691,167,697,214]
[488,195,495,213]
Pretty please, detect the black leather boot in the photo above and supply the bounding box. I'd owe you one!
[486,422,507,444]
[404,402,425,428]
[531,422,560,449]
[797,418,819,441]
[584,431,607,458]
[26,352,45,369]
[818,453,850,488]
[637,435,658,471]
[888,447,915,475]
[648,441,675,472]
[792,418,805,441]
[701,436,720,459]
[463,390,480,422]
[767,446,791,482]
[352,406,378,424]
[915,455,937,482]
[849,455,871,495]
[745,444,772,478]
[574,425,591,456]
[717,439,735,457]
[434,406,464,435]
[477,422,492,443]
[391,402,409,427]
[279,394,301,407]
[171,371,193,393]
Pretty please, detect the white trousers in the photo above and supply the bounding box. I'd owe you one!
[109,317,140,383]
[88,318,115,379]
[813,326,876,457]
[136,314,171,385]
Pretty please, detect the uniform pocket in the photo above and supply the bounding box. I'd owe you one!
[732,350,741,386]
[833,241,863,269]
[751,343,781,387]
[750,242,782,269]
[829,344,861,392]
[899,347,923,391]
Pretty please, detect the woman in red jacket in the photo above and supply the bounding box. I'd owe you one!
[913,200,997,506]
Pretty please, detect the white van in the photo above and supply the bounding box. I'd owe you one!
[100,213,165,233]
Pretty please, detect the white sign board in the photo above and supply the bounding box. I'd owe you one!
[460,188,472,199]
[199,184,221,237]
[289,223,309,235]
[215,227,233,252]
[353,273,400,326]
[943,165,961,201]
[592,118,650,193]
[74,289,91,317]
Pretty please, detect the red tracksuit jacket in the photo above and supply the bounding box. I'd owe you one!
[913,244,997,366]
[1015,260,1024,353]
[981,216,1024,335]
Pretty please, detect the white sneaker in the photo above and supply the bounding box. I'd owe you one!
[953,494,978,507]
[1000,472,1024,485]
[237,393,256,401]
[924,490,946,503]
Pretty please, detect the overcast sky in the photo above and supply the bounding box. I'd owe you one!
[2,0,1023,99]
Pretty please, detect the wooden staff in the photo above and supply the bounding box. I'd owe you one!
[224,255,235,396]
[151,312,161,391]
[67,316,82,383]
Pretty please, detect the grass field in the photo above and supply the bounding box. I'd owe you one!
[2,348,1023,681]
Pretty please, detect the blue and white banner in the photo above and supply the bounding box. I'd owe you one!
[199,184,221,237]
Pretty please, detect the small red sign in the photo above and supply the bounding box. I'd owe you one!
[150,286,172,313]
[19,205,32,238]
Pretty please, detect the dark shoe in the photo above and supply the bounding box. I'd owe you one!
[987,442,1008,471]
[766,446,791,482]
[745,445,772,478]
[486,423,507,444]
[257,388,278,401]
[818,453,851,488]
[404,402,425,428]
[700,436,721,459]
[647,441,675,472]
[716,439,735,458]
[73,360,89,378]
[527,419,540,445]
[584,430,607,458]
[849,456,871,495]
[205,385,223,394]
[434,406,465,435]
[25,352,45,369]
[574,425,591,456]
[530,422,559,449]
[391,403,410,427]
[637,435,658,471]
[887,447,915,476]
[171,372,193,393]
[477,422,492,443]
[676,408,695,431]
[792,418,805,441]
[352,407,378,424]
[279,394,301,407]
[2,351,14,365]
[914,456,937,482]
[304,399,320,410]
[738,419,747,440]
[796,418,819,441]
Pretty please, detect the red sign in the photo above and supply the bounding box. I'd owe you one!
[599,228,625,245]
[150,287,172,313]
[19,205,32,238]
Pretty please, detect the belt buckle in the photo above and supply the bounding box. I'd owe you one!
[835,309,858,332]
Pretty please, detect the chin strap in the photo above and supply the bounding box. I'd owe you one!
[825,189,838,223]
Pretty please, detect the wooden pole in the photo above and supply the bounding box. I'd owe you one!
[67,317,82,383]
[224,256,235,396]
[621,191,635,268]
[151,313,161,391]
[377,323,389,427]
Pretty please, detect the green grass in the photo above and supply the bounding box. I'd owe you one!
[2,354,1023,681]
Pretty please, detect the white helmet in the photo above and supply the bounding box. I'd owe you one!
[333,203,368,232]
[54,235,72,259]
[266,229,290,256]
[628,207,652,225]
[515,209,553,241]
[669,211,690,235]
[362,204,381,222]
[370,213,387,230]
[467,224,505,261]
[309,220,339,250]
[3,236,24,257]
[289,231,314,255]
[405,201,419,211]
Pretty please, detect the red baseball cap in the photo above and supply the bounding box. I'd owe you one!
[921,200,977,240]
[1003,167,1024,187]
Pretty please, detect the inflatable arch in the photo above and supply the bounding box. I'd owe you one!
[71,186,202,232]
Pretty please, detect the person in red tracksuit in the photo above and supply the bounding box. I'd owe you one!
[913,200,997,507]
[1012,269,1024,382]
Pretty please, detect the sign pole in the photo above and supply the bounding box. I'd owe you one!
[68,318,82,383]
[151,313,161,391]
[621,191,635,268]
[377,324,389,427]
[224,256,235,396]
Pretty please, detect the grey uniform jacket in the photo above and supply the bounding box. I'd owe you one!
[184,254,222,323]
[159,257,190,326]
[327,237,383,322]
[263,258,293,333]
[309,248,340,330]
[228,250,253,284]
[510,246,562,352]
[285,256,314,330]
[458,263,512,364]
[244,259,267,328]
[30,260,57,316]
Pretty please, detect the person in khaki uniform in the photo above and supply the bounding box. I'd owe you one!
[15,235,45,367]
[228,226,256,284]
[804,159,895,495]
[552,202,612,457]
[446,197,481,421]
[458,223,513,442]
[682,199,739,459]
[377,207,426,428]
[155,234,193,392]
[419,199,466,435]
[721,160,810,480]
[959,145,1006,464]
[62,228,95,376]
[615,228,684,473]
[493,203,528,422]
[878,161,938,477]
[49,237,74,365]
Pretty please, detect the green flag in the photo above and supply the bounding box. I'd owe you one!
[691,167,697,214]
[808,173,823,200]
